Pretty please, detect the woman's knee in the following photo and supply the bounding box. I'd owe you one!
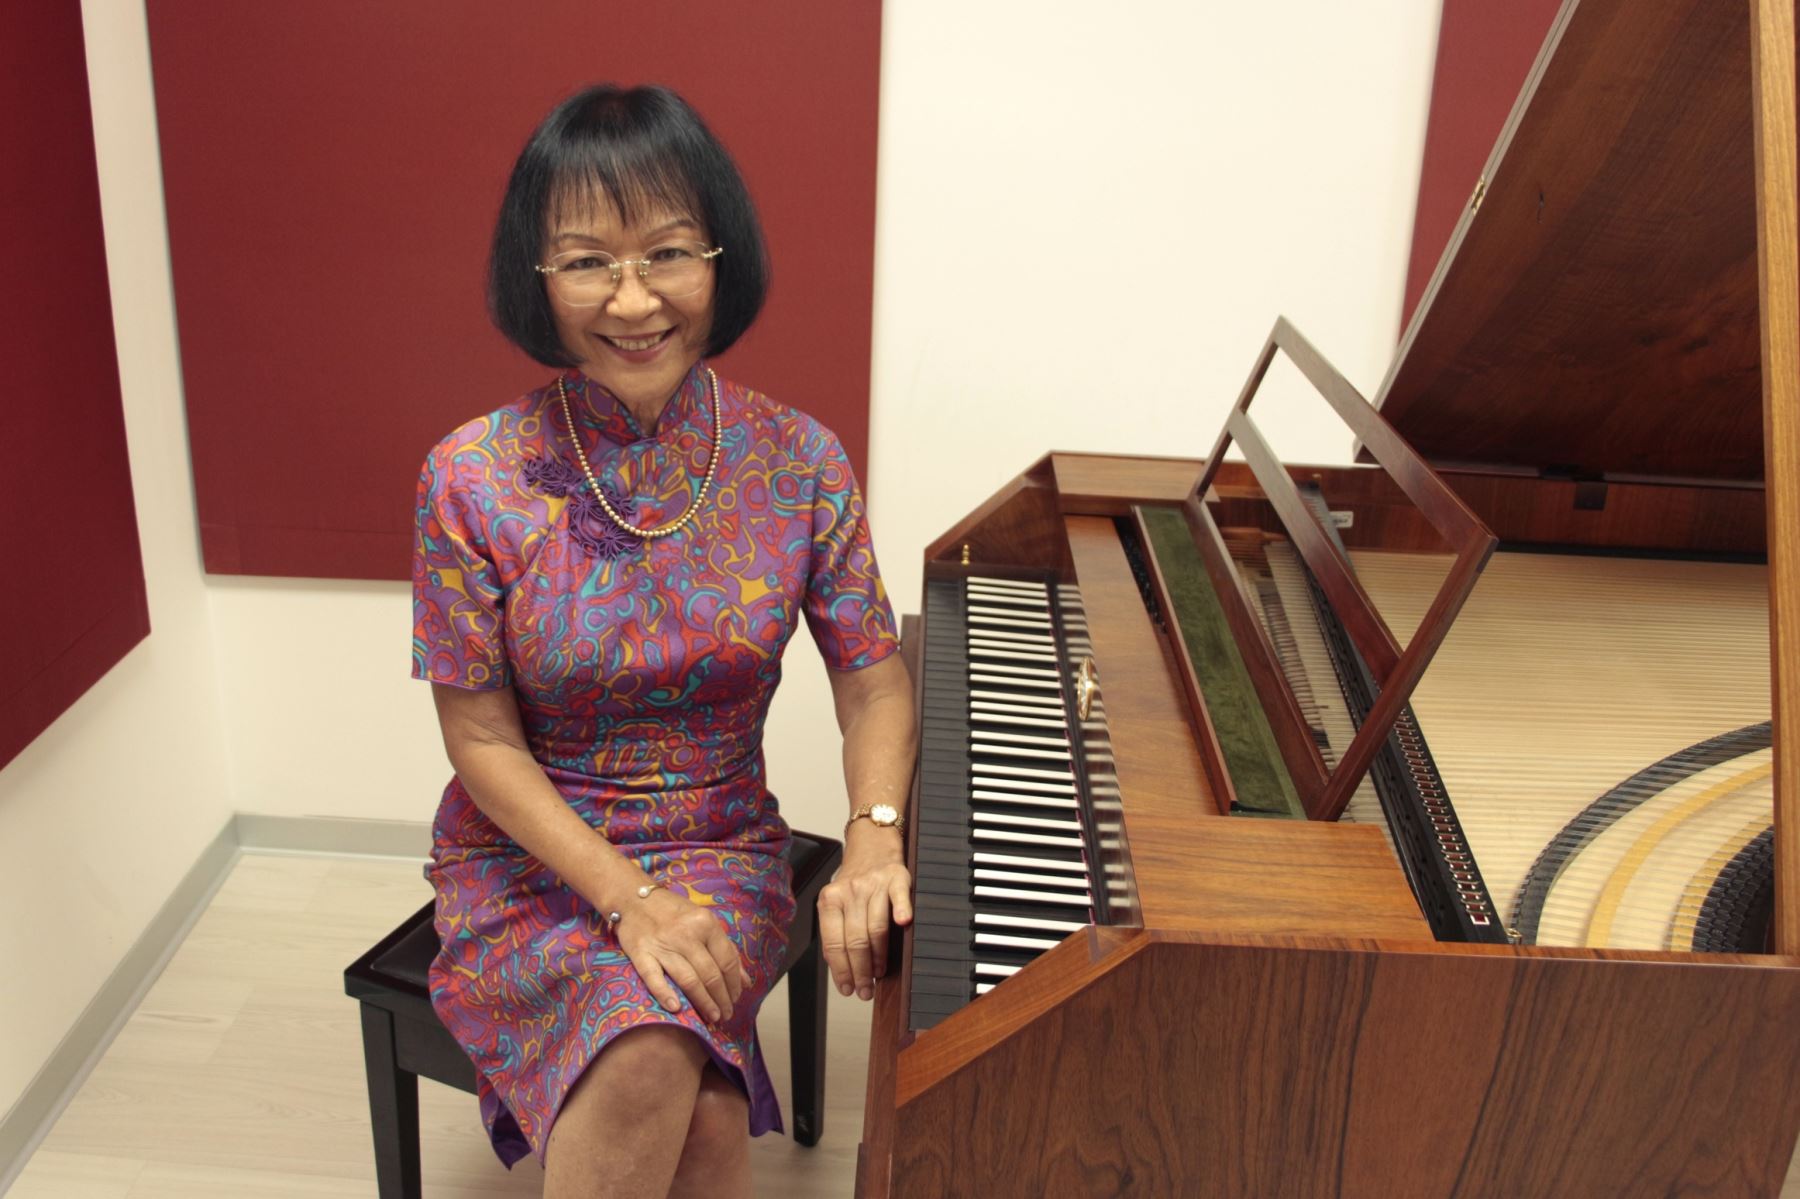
[565,1025,707,1126]
[683,1067,749,1162]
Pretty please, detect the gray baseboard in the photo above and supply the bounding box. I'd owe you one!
[234,812,431,859]
[0,813,431,1194]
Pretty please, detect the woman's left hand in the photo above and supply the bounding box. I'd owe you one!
[819,824,913,1000]
[820,652,917,1001]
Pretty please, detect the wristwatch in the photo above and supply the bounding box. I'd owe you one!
[845,802,906,834]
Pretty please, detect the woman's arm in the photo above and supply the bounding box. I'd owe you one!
[431,683,745,1023]
[815,652,918,1000]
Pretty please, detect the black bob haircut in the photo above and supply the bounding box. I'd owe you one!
[488,84,769,367]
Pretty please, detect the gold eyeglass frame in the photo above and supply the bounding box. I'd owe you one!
[534,243,724,305]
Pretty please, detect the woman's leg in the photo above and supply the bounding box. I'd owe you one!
[543,1025,707,1198]
[667,1064,752,1199]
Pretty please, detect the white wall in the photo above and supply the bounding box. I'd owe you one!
[0,0,236,1114]
[867,0,1442,614]
[2,0,1442,1137]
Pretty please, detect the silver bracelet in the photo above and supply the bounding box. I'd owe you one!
[605,880,666,930]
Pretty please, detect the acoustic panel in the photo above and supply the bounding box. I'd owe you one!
[147,2,881,579]
[0,2,150,771]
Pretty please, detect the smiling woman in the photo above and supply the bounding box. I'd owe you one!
[412,85,916,1199]
[486,86,769,426]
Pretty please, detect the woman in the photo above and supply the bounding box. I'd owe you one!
[411,84,914,1198]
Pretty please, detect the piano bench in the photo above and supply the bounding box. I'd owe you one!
[343,831,843,1198]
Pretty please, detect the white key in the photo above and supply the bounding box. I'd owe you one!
[975,982,997,995]
[969,762,1074,782]
[968,576,1048,594]
[969,790,1078,810]
[975,932,1061,952]
[970,643,1058,662]
[976,913,1088,933]
[966,661,1061,680]
[974,885,1093,906]
[969,601,1049,617]
[974,868,1091,890]
[979,705,1058,723]
[971,707,1067,727]
[973,852,1089,875]
[964,627,1055,645]
[973,812,1084,832]
[964,591,1049,610]
[971,688,1064,709]
[970,672,1062,691]
[970,646,1060,664]
[970,613,1052,630]
[975,962,1022,978]
[971,775,1077,795]
[977,731,1069,748]
[970,631,1055,647]
[971,744,1071,763]
[969,712,1066,730]
[973,828,1085,848]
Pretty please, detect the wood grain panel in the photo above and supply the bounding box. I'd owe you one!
[1751,0,1800,954]
[1062,517,1216,827]
[923,456,1069,573]
[1378,0,1766,482]
[891,936,1800,1197]
[1123,818,1428,939]
[1050,454,1203,512]
[893,925,1141,1108]
[855,963,903,1199]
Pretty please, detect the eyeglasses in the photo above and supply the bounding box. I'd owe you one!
[535,240,723,306]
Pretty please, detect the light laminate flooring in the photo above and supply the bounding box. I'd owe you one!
[14,853,1800,1196]
[10,852,871,1197]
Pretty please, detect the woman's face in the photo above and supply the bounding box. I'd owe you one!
[545,195,715,419]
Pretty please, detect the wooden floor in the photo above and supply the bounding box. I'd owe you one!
[10,853,871,1197]
[13,852,1800,1197]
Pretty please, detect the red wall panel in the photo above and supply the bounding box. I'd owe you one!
[0,2,149,770]
[147,2,881,580]
[1403,0,1563,331]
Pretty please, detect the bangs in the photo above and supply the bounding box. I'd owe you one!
[540,90,706,236]
[545,142,705,236]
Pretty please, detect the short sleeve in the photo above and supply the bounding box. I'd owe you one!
[411,438,512,690]
[802,429,901,671]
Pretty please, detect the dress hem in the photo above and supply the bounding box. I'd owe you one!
[486,1017,786,1169]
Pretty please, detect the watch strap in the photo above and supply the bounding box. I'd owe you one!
[845,803,906,833]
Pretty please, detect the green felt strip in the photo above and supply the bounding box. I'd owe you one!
[1137,506,1303,818]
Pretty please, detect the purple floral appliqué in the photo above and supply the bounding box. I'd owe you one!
[522,456,644,559]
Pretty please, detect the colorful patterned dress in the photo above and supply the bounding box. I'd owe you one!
[411,364,899,1166]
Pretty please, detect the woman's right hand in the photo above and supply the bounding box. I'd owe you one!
[614,889,746,1024]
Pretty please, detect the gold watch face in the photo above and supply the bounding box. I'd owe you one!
[870,803,899,826]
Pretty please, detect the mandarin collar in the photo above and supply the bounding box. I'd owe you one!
[559,364,710,447]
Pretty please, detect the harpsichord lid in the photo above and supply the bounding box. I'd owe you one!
[1373,0,1766,483]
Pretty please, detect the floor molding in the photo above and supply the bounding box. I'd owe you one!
[0,812,430,1193]
[235,812,430,859]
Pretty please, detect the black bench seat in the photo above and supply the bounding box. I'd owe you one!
[344,831,843,1198]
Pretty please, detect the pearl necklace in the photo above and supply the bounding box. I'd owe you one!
[555,367,721,541]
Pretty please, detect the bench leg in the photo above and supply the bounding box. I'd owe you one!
[787,930,829,1147]
[359,1003,423,1198]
